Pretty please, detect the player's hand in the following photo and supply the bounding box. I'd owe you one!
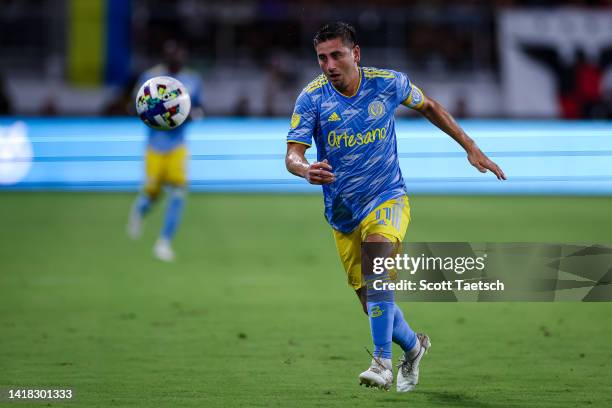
[467,147,506,180]
[306,159,335,185]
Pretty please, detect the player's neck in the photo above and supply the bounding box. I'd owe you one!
[338,67,361,97]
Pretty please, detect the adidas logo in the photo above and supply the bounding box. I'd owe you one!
[328,112,341,122]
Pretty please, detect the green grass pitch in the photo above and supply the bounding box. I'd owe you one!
[1,193,611,407]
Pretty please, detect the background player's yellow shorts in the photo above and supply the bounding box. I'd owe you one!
[144,146,187,198]
[332,195,411,290]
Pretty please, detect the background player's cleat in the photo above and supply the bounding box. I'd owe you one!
[358,357,393,390]
[396,333,431,393]
[153,238,175,262]
[127,208,143,240]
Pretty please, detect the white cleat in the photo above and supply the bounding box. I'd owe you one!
[153,238,175,262]
[358,357,393,391]
[397,333,431,393]
[127,208,143,240]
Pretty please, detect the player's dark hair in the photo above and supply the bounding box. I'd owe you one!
[313,21,357,48]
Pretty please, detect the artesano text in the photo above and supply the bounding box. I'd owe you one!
[327,127,387,148]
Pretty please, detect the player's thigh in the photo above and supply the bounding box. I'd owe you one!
[360,196,411,280]
[332,227,364,290]
[164,145,188,187]
[144,148,164,197]
[360,195,411,243]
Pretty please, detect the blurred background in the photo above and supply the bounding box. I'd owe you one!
[1,0,612,193]
[2,0,612,118]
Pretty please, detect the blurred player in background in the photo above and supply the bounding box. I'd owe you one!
[285,22,505,392]
[127,39,204,262]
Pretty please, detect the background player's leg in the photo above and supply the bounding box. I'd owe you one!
[161,186,185,240]
[154,186,185,262]
[154,146,187,261]
[135,192,154,215]
[128,191,158,240]
[128,149,162,240]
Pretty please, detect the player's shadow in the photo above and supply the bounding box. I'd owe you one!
[421,391,495,408]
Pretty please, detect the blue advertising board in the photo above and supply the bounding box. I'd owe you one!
[0,118,611,194]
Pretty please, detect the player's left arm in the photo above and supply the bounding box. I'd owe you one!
[403,89,506,180]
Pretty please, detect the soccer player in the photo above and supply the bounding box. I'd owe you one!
[127,40,204,262]
[285,22,505,392]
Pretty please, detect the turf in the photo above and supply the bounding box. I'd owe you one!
[0,193,611,407]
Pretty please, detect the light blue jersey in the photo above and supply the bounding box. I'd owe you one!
[287,67,424,233]
[137,65,204,152]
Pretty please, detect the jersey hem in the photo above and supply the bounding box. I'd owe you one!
[328,188,408,234]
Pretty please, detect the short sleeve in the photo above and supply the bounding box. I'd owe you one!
[397,72,425,110]
[395,72,412,107]
[287,90,317,147]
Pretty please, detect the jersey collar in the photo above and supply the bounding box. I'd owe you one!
[330,67,362,99]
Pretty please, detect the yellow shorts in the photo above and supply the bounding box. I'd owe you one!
[144,146,187,198]
[332,195,411,290]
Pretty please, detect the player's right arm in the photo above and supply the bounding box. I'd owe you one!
[285,88,334,185]
[286,143,335,185]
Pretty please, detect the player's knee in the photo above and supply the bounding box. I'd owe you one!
[364,233,400,259]
[145,189,160,202]
[167,185,186,199]
[145,179,162,201]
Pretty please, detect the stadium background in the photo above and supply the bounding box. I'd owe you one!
[1,1,612,407]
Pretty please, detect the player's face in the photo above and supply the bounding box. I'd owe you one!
[315,38,360,92]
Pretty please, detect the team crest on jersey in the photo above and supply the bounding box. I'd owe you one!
[368,101,385,118]
[290,113,301,129]
[406,86,424,108]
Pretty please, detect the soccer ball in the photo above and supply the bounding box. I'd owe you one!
[135,76,191,130]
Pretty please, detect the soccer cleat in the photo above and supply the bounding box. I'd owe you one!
[127,208,143,240]
[396,333,431,393]
[153,238,175,262]
[358,357,393,390]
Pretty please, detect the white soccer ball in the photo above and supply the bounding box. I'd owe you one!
[135,76,191,130]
